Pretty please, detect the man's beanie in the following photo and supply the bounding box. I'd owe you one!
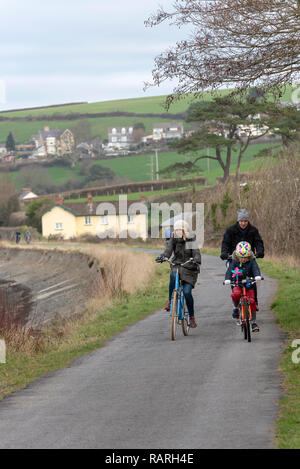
[237,209,249,221]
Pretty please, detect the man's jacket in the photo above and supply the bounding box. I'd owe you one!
[221,222,264,259]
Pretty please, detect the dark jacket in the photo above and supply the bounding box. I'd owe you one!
[162,236,201,287]
[221,222,264,259]
[225,256,261,286]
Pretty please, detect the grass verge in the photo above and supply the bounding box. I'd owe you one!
[202,247,300,449]
[0,259,170,401]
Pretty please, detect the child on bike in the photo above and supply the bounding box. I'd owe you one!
[224,241,262,332]
[156,220,201,328]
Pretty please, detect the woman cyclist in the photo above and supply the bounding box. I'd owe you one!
[156,220,201,328]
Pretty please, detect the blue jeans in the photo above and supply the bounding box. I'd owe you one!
[169,271,194,317]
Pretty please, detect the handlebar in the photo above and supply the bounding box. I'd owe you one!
[223,277,264,286]
[156,256,198,267]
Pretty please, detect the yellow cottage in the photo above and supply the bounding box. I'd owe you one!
[41,195,148,241]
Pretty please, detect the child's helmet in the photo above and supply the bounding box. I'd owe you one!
[235,241,252,258]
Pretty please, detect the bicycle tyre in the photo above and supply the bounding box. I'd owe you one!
[244,304,251,343]
[181,298,190,336]
[171,291,178,341]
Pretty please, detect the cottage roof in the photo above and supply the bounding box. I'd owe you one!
[41,200,148,218]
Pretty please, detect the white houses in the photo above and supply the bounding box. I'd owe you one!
[108,127,135,149]
[152,122,184,141]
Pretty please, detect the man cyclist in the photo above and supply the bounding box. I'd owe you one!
[220,209,264,261]
[220,209,264,308]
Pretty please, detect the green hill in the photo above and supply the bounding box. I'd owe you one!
[0,86,295,144]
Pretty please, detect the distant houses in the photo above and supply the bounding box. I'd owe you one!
[31,126,75,158]
[107,122,184,150]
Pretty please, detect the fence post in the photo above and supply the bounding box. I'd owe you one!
[0,339,6,364]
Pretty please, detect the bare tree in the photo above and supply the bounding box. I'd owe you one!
[145,0,300,108]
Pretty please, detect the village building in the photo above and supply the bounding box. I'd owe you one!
[18,188,38,202]
[107,127,135,149]
[0,144,7,157]
[31,126,75,157]
[41,194,148,240]
[152,122,184,141]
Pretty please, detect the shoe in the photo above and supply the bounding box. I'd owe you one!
[232,308,239,320]
[164,301,171,312]
[189,317,197,328]
[252,323,260,333]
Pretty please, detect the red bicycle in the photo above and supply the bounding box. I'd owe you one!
[224,277,264,343]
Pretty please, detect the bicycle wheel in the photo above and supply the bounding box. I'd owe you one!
[181,298,190,336]
[244,304,251,343]
[171,291,178,341]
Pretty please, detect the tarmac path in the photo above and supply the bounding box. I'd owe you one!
[0,254,283,449]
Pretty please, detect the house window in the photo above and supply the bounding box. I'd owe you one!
[85,216,91,225]
[112,128,117,134]
[121,127,126,134]
[101,215,108,225]
[128,215,134,224]
[56,223,63,230]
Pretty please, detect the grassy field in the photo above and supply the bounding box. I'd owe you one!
[0,86,295,118]
[0,85,295,143]
[7,142,280,192]
[257,259,300,449]
[99,142,280,185]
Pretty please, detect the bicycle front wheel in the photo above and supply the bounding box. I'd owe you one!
[171,291,178,341]
[181,298,190,336]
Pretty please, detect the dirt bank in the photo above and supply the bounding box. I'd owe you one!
[0,247,104,328]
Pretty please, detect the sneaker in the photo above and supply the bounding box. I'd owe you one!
[232,308,239,320]
[164,301,171,312]
[252,323,260,333]
[189,317,197,328]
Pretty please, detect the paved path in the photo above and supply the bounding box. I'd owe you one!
[0,254,283,449]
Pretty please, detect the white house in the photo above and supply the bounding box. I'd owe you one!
[0,144,7,157]
[153,122,184,141]
[108,127,135,149]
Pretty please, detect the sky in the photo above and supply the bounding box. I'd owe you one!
[0,0,187,110]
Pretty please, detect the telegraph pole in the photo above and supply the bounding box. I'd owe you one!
[155,148,159,180]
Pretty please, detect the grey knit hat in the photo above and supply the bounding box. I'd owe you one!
[237,209,249,221]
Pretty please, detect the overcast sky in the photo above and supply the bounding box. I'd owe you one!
[0,0,187,110]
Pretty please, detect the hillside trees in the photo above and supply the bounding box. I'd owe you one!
[5,132,15,152]
[163,97,299,182]
[0,175,19,226]
[146,0,300,107]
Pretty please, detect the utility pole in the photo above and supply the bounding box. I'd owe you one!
[207,148,210,172]
[150,153,154,180]
[155,148,159,180]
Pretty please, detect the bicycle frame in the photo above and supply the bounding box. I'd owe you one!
[170,266,188,322]
[239,284,253,324]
